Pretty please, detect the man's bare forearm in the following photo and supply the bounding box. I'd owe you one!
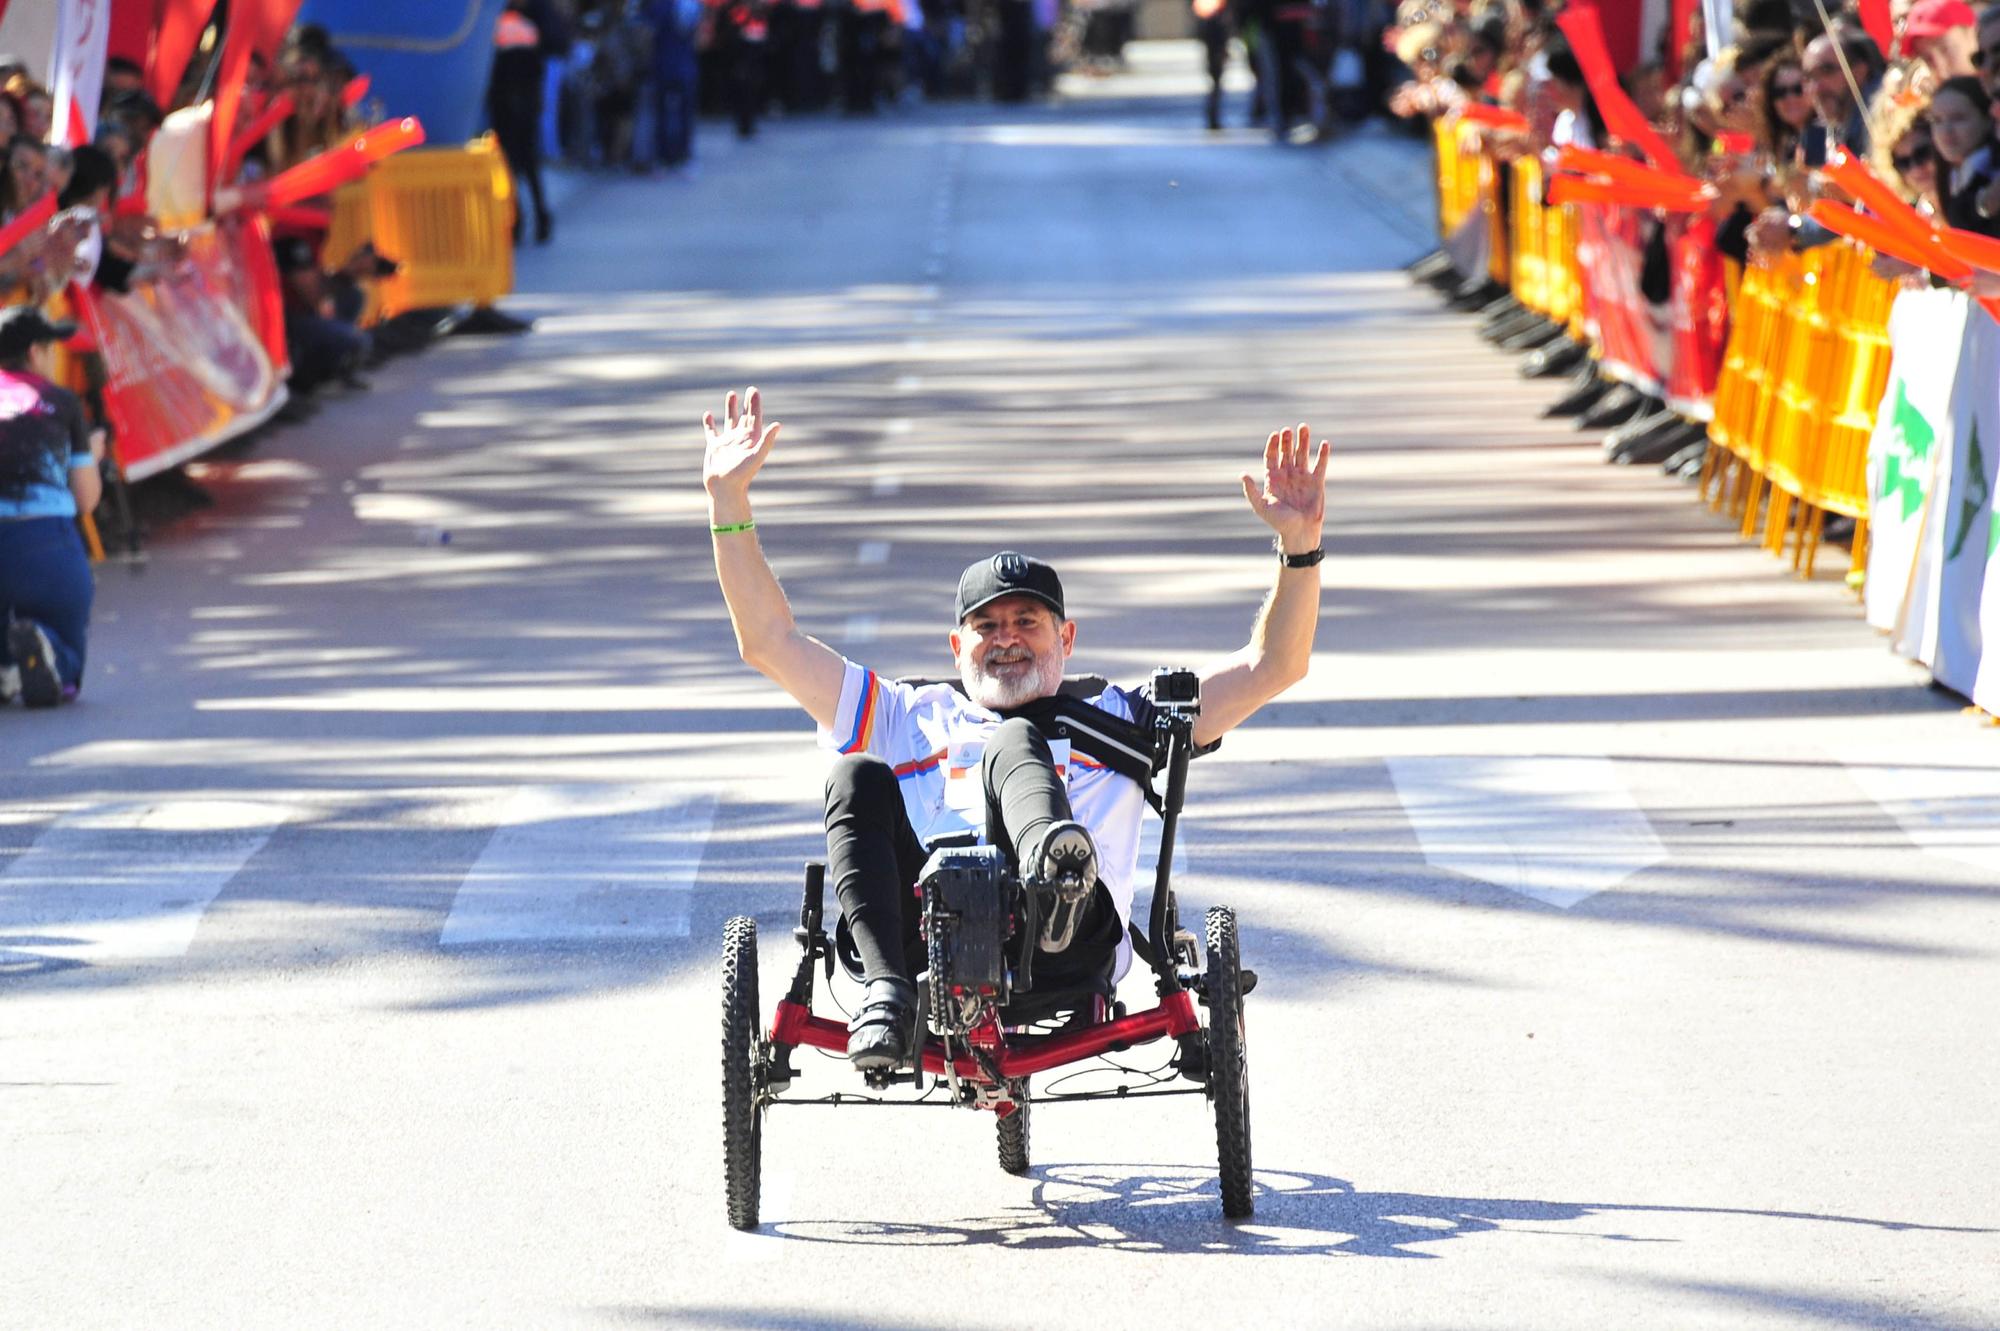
[706,491,846,728]
[1248,560,1321,688]
[1194,560,1320,745]
[709,492,795,670]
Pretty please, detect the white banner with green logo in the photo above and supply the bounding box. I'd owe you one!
[1970,320,2000,715]
[1867,295,2000,705]
[1866,289,1970,642]
[1934,309,2000,698]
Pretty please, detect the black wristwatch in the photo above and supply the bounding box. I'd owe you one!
[1276,538,1325,569]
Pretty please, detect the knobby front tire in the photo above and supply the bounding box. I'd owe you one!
[1205,905,1254,1219]
[722,915,764,1231]
[997,1081,1031,1176]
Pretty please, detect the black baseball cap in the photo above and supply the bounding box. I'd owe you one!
[955,551,1065,623]
[0,305,79,361]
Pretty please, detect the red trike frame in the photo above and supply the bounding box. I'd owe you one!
[770,988,1201,1085]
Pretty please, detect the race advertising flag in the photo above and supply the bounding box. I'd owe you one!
[49,0,111,148]
[71,217,290,481]
[1866,289,1969,637]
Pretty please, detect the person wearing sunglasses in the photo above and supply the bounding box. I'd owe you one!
[1885,113,1943,209]
[1800,26,1886,165]
[1863,90,1946,282]
[1757,56,1814,168]
[1976,2,2000,102]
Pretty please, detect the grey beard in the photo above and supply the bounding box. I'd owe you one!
[963,652,1064,710]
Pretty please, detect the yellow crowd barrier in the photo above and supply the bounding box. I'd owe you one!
[1434,129,1903,587]
[1702,244,1895,580]
[1434,118,1483,237]
[323,135,515,323]
[1483,149,1510,290]
[1509,155,1549,317]
[1503,155,1584,331]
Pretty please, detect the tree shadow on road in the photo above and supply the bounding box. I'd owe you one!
[766,1163,1994,1259]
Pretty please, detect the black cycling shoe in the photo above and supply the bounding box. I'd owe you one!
[846,976,917,1070]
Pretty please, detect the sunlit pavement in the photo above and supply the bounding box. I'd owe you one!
[5,42,1998,1331]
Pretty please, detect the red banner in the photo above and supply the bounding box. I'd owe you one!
[1572,203,1664,395]
[71,214,289,481]
[1666,214,1729,417]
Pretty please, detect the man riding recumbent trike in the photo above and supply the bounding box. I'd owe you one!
[702,388,1330,1227]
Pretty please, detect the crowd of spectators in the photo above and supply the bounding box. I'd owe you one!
[0,19,444,711]
[1195,0,1400,138]
[0,22,402,402]
[1385,0,2000,290]
[489,0,1160,187]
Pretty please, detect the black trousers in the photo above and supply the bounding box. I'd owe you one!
[824,717,1110,986]
[492,105,549,234]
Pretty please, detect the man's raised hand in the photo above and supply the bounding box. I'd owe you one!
[1240,422,1330,553]
[703,387,782,502]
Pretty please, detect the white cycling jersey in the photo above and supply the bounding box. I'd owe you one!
[817,656,1156,935]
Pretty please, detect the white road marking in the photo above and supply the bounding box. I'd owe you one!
[0,800,290,960]
[440,785,715,945]
[857,540,891,566]
[1386,755,1667,909]
[894,375,923,392]
[883,418,913,437]
[872,473,903,497]
[844,614,879,644]
[1842,759,2000,874]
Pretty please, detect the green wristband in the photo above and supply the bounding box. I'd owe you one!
[710,520,756,535]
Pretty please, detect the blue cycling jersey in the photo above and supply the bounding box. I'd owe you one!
[0,368,91,521]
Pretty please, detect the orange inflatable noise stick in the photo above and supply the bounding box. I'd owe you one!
[1456,103,1530,133]
[1548,173,1710,212]
[247,118,427,210]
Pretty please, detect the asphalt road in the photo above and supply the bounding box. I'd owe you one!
[5,44,1999,1331]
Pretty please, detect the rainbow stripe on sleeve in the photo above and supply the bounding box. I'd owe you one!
[894,749,945,781]
[838,670,879,754]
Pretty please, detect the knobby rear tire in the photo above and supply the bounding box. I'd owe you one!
[1205,905,1254,1219]
[722,915,763,1231]
[997,1082,1031,1175]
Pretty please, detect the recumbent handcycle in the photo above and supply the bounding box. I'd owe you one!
[720,667,1254,1227]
